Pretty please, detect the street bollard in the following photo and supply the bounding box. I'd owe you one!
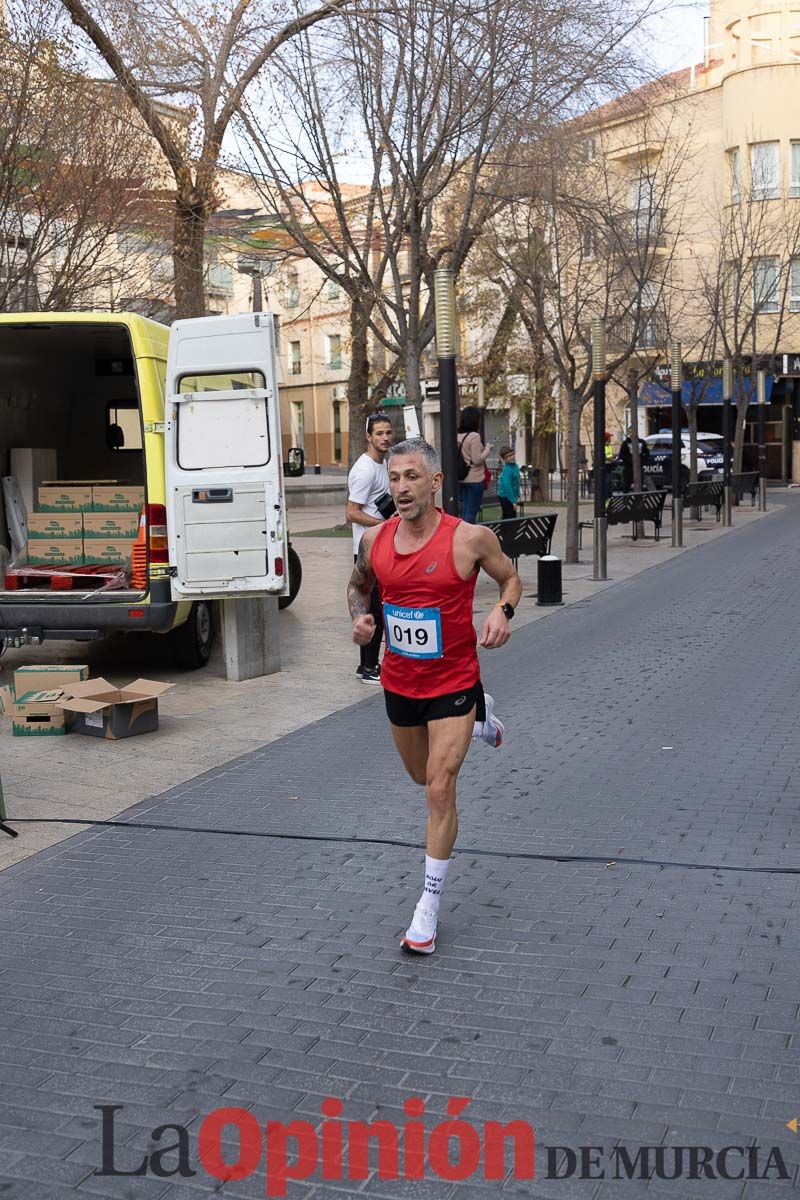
[537,555,564,606]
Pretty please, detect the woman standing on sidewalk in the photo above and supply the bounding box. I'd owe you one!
[457,406,494,524]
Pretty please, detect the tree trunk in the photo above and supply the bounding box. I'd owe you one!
[627,368,643,537]
[565,393,582,564]
[405,342,422,408]
[347,299,372,468]
[173,188,208,320]
[688,402,700,519]
[733,392,748,475]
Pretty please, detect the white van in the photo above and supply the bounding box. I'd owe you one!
[0,311,302,667]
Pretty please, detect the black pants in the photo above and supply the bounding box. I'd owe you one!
[499,498,517,519]
[354,554,384,670]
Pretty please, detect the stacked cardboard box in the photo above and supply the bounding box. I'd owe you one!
[23,482,144,569]
[11,664,89,736]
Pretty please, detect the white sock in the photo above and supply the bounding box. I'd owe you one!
[472,719,484,738]
[420,855,450,914]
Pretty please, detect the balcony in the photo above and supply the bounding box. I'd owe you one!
[617,209,668,251]
[607,314,667,354]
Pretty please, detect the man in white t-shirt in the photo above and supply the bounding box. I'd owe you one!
[346,413,394,682]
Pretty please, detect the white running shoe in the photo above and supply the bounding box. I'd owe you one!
[481,693,504,748]
[401,902,438,955]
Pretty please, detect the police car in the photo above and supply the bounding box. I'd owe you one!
[641,432,724,490]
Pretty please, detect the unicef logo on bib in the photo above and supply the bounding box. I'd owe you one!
[384,603,443,660]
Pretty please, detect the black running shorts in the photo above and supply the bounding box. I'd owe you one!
[384,681,486,727]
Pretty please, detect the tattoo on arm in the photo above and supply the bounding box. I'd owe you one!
[347,538,376,619]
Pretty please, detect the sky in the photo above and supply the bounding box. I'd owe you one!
[648,1,709,74]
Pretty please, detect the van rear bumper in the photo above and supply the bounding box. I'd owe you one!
[0,579,178,642]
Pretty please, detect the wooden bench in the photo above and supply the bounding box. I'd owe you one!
[479,513,556,567]
[683,479,724,520]
[579,490,668,547]
[731,472,758,506]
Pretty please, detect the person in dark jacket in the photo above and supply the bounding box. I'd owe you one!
[619,427,650,492]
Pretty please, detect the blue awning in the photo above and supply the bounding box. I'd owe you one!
[640,376,775,406]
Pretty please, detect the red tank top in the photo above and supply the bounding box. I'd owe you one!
[371,511,479,698]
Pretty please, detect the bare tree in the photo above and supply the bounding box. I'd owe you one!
[240,0,661,458]
[696,165,800,471]
[0,4,168,312]
[59,0,349,318]
[480,102,691,561]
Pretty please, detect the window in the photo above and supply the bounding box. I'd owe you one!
[581,227,596,259]
[285,268,300,308]
[333,399,342,461]
[791,142,800,198]
[207,261,233,293]
[176,372,269,470]
[106,403,142,452]
[753,256,780,312]
[728,147,740,203]
[790,259,800,311]
[326,333,342,369]
[289,340,301,375]
[582,136,597,163]
[631,176,656,239]
[750,142,779,200]
[325,276,341,300]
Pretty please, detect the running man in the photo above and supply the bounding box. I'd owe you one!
[347,438,522,954]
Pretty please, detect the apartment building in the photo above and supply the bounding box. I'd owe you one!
[578,0,800,478]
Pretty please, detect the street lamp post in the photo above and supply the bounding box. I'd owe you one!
[670,340,683,548]
[435,265,459,516]
[722,358,733,526]
[757,369,767,511]
[592,318,607,581]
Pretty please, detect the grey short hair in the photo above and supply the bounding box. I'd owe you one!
[387,437,441,474]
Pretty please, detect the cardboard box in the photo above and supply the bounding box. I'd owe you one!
[0,685,13,716]
[56,677,174,739]
[82,538,135,566]
[83,512,139,540]
[24,539,84,567]
[38,486,93,513]
[92,486,144,513]
[13,664,89,696]
[27,513,84,540]
[13,689,74,736]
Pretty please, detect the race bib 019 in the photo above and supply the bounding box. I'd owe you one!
[383,603,443,659]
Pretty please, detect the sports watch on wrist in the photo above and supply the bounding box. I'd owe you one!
[498,601,515,620]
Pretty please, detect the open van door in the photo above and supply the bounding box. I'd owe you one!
[165,313,288,600]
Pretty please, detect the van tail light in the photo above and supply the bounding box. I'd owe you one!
[274,556,284,577]
[147,503,169,564]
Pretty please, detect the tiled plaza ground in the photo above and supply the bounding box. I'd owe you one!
[1,496,799,1197]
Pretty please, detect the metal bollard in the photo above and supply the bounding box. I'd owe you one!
[537,554,564,606]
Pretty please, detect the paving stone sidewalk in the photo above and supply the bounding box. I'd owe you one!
[2,499,800,1199]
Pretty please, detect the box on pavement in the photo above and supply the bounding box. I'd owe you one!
[0,685,13,716]
[13,689,74,736]
[56,677,174,739]
[27,513,84,539]
[23,539,84,567]
[82,538,135,566]
[83,512,139,539]
[92,486,144,513]
[13,664,89,696]
[37,486,93,513]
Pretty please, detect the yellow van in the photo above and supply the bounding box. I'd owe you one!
[0,311,302,667]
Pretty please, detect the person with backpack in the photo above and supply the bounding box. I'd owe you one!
[457,406,494,524]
